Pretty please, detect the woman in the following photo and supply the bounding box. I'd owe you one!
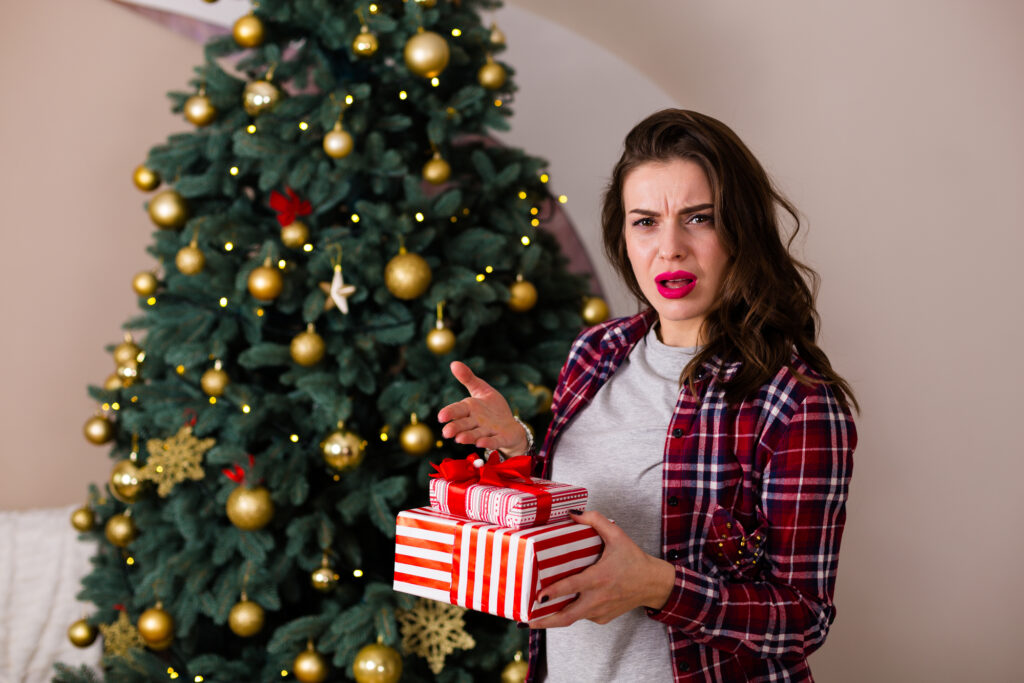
[437,109,857,682]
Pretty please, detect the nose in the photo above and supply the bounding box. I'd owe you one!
[657,225,688,261]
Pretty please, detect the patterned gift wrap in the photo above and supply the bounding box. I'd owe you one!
[393,507,603,621]
[428,476,588,529]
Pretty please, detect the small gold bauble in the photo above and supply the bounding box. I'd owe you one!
[490,23,507,47]
[404,29,450,78]
[310,565,340,592]
[132,271,159,297]
[228,599,265,637]
[116,359,139,386]
[281,220,309,249]
[84,415,114,445]
[243,79,281,116]
[132,165,160,192]
[422,155,451,185]
[293,648,329,683]
[176,243,205,275]
[353,642,403,683]
[478,61,508,90]
[400,418,433,456]
[247,263,284,301]
[528,383,554,413]
[113,337,140,365]
[137,605,174,647]
[201,366,229,397]
[323,124,354,159]
[290,326,325,367]
[413,0,437,7]
[508,278,538,312]
[501,654,528,683]
[110,459,145,503]
[103,373,123,391]
[320,426,365,471]
[184,93,217,127]
[71,506,95,532]
[226,486,275,531]
[148,189,188,230]
[104,513,138,547]
[68,619,98,648]
[233,13,265,48]
[581,296,610,325]
[426,326,456,355]
[352,27,379,57]
[385,250,432,300]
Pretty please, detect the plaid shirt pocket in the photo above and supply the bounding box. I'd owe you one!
[704,505,770,581]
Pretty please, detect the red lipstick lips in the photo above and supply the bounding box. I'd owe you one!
[655,270,697,299]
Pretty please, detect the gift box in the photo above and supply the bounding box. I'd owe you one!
[428,454,588,529]
[393,507,603,622]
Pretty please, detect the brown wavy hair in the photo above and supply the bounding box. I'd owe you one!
[602,109,858,412]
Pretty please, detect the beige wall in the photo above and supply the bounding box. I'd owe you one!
[2,0,1021,681]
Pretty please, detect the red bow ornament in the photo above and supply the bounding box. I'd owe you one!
[430,452,555,524]
[269,187,312,227]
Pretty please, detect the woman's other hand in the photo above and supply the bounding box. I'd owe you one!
[528,511,676,628]
[437,361,530,456]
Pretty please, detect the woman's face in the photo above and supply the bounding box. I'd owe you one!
[622,158,730,347]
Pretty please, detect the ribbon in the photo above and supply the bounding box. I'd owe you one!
[269,187,312,227]
[221,454,256,484]
[430,453,554,524]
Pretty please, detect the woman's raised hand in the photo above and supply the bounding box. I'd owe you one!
[437,361,530,456]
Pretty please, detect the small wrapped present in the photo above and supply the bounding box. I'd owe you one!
[428,453,588,529]
[393,507,603,622]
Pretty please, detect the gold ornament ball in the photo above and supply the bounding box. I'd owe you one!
[71,506,95,532]
[84,415,114,445]
[176,244,205,275]
[233,14,265,48]
[290,328,325,367]
[113,338,140,365]
[508,279,538,312]
[281,221,309,249]
[116,359,139,386]
[184,93,217,127]
[385,251,432,300]
[247,264,284,301]
[137,605,174,647]
[404,30,450,78]
[501,657,529,683]
[310,566,339,593]
[104,513,138,547]
[109,459,145,503]
[400,421,433,456]
[103,373,123,391]
[201,366,229,397]
[68,619,98,648]
[148,189,188,230]
[490,24,507,46]
[132,271,159,297]
[413,0,437,7]
[226,486,275,531]
[323,126,354,159]
[352,27,379,57]
[581,296,610,325]
[133,165,160,192]
[293,649,329,683]
[478,61,508,90]
[353,642,403,683]
[320,427,365,471]
[422,156,451,185]
[529,383,554,413]
[243,79,282,116]
[228,599,265,637]
[426,326,456,355]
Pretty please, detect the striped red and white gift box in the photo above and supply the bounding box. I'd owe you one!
[393,507,603,621]
[428,477,588,529]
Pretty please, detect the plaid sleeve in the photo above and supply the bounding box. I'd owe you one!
[648,385,856,660]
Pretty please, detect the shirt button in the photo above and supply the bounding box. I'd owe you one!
[667,549,680,561]
[678,661,691,673]
[667,496,679,507]
[671,428,683,438]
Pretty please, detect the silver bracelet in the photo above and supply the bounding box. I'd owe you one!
[486,416,534,460]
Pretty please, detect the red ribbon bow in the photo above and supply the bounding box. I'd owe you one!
[222,454,256,484]
[269,187,312,227]
[431,453,554,524]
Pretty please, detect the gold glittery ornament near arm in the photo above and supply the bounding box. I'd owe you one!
[99,611,145,659]
[397,599,475,675]
[139,424,215,497]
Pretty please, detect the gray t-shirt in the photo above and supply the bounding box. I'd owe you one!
[544,324,697,682]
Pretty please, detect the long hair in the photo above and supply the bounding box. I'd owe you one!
[602,109,858,411]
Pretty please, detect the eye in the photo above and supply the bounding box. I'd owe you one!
[631,216,655,227]
[687,213,714,226]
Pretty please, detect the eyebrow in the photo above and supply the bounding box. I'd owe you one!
[628,203,713,216]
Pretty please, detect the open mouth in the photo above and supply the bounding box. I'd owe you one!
[655,271,697,299]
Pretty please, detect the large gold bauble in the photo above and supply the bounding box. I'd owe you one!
[71,506,95,532]
[68,619,98,648]
[226,486,275,531]
[137,605,174,647]
[148,189,188,230]
[508,279,538,312]
[133,165,160,192]
[320,427,365,471]
[184,93,217,127]
[353,642,402,683]
[84,415,114,445]
[243,79,281,116]
[422,155,451,185]
[323,124,354,159]
[400,418,433,456]
[385,250,431,300]
[105,513,138,547]
[247,264,284,301]
[426,326,456,355]
[281,221,309,249]
[528,383,553,413]
[310,565,339,592]
[113,337,140,365]
[290,327,325,367]
[478,61,508,91]
[176,243,205,275]
[233,13,265,48]
[404,29,450,78]
[132,271,159,297]
[201,366,229,397]
[352,27,379,57]
[501,655,528,683]
[228,599,265,637]
[294,648,329,683]
[581,296,610,325]
[110,459,145,503]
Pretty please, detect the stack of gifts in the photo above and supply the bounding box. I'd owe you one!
[393,453,602,621]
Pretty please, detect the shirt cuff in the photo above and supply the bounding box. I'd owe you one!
[646,563,720,634]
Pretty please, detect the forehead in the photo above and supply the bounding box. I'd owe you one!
[622,158,712,205]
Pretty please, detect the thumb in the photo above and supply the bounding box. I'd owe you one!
[450,361,493,398]
[569,510,620,541]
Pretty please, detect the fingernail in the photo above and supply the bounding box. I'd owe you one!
[569,509,583,515]
[517,622,529,629]
[539,595,549,604]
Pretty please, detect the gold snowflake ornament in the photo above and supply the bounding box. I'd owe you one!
[99,610,145,658]
[139,424,215,497]
[397,599,476,674]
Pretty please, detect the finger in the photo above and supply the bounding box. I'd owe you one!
[528,596,588,629]
[437,401,470,424]
[454,426,496,445]
[440,416,480,439]
[450,361,494,399]
[569,510,622,541]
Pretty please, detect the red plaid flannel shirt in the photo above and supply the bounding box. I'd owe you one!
[527,310,856,682]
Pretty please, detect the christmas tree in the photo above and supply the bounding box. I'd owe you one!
[60,0,606,681]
